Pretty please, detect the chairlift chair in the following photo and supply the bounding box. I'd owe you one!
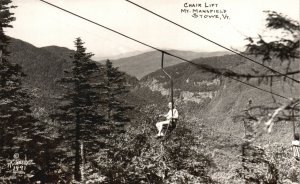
[159,51,177,138]
[162,118,178,135]
[291,102,300,160]
[292,133,300,160]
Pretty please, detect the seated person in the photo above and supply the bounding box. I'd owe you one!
[156,102,179,137]
[292,133,300,160]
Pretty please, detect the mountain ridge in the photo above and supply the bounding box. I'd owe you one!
[106,50,229,79]
[10,37,230,80]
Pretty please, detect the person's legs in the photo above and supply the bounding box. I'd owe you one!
[156,120,170,136]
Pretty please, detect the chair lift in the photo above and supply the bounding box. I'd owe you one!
[160,51,178,137]
[291,102,300,160]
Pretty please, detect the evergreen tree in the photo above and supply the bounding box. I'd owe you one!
[0,1,49,183]
[105,60,131,125]
[53,38,106,182]
[245,11,299,65]
[241,12,300,127]
[0,0,16,58]
[194,11,299,84]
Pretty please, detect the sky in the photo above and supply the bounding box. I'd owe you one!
[6,0,300,60]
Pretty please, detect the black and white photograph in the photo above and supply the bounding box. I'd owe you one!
[0,0,299,183]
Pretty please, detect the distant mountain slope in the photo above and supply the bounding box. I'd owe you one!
[41,45,74,62]
[94,50,145,61]
[134,54,245,110]
[14,40,229,81]
[105,50,229,79]
[6,38,139,108]
[6,38,72,107]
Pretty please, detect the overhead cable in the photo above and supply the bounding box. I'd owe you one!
[39,0,290,100]
[125,0,300,84]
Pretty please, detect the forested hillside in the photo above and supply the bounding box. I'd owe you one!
[6,38,72,107]
[3,36,300,183]
[7,38,139,109]
[1,1,299,183]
